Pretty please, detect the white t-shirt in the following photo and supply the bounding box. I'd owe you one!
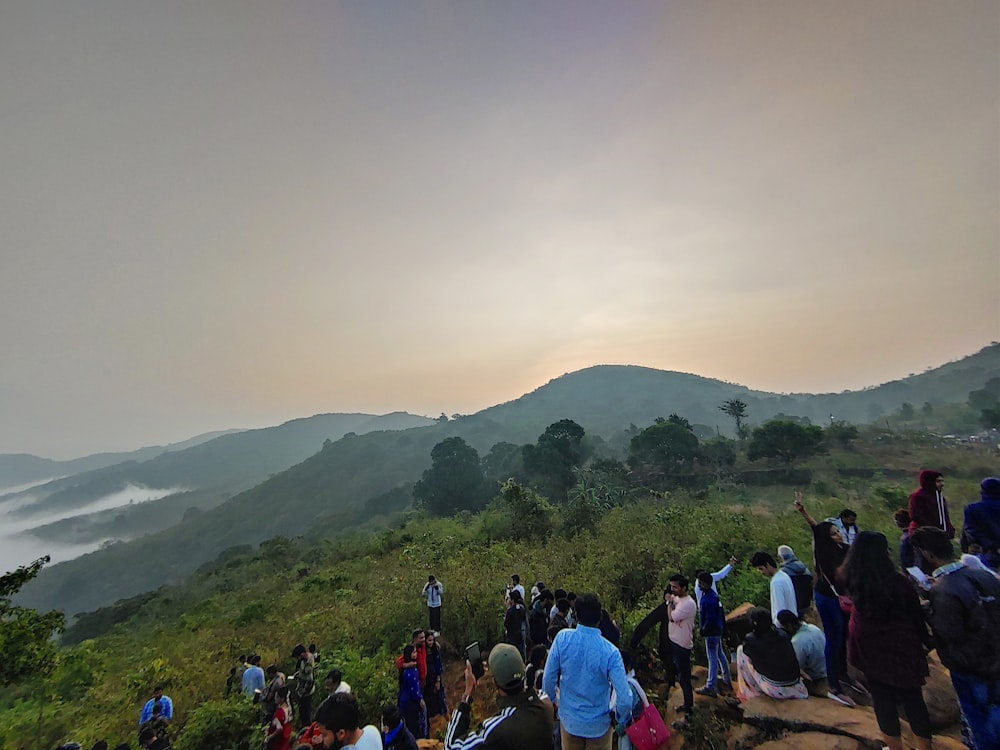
[769,570,798,627]
[347,725,382,750]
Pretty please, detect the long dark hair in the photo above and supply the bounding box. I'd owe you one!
[812,521,848,580]
[842,531,906,618]
[399,644,416,687]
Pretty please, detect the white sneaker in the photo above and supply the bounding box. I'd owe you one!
[827,690,856,707]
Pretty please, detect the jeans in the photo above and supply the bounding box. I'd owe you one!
[704,635,731,690]
[950,670,1000,750]
[671,641,693,713]
[814,591,846,691]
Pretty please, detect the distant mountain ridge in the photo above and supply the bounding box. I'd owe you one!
[0,430,240,492]
[14,343,998,617]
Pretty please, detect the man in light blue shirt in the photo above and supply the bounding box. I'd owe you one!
[542,593,630,750]
[242,654,265,696]
[777,610,830,697]
[138,685,173,724]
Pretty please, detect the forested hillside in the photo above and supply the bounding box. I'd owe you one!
[13,345,999,618]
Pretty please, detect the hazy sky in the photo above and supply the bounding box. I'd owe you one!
[2,1,997,459]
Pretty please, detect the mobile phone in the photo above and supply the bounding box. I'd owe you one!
[465,642,484,679]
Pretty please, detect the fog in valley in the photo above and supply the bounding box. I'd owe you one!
[0,483,182,573]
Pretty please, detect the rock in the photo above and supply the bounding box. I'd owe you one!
[922,652,961,729]
[725,723,765,750]
[738,695,966,750]
[754,731,859,749]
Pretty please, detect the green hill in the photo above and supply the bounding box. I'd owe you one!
[13,344,998,617]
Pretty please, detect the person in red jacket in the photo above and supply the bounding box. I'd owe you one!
[908,469,955,539]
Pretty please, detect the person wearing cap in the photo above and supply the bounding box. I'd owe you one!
[542,593,631,750]
[963,477,1000,569]
[445,643,554,750]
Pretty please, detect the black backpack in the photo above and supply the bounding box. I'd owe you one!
[790,573,814,616]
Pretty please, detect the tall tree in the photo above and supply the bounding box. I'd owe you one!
[719,399,749,439]
[1,556,65,686]
[747,420,825,463]
[413,437,489,516]
[628,420,700,474]
[522,419,586,501]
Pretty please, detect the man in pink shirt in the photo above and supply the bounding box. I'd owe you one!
[667,574,697,726]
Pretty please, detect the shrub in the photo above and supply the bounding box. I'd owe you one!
[173,699,258,750]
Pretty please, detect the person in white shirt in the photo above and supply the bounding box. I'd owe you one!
[666,574,698,726]
[313,692,382,750]
[421,575,443,631]
[751,552,797,628]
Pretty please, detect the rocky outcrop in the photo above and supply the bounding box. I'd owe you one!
[739,695,967,750]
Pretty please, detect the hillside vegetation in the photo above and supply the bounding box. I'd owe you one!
[0,419,995,749]
[14,344,999,617]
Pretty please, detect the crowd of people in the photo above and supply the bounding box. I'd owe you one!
[56,470,1000,750]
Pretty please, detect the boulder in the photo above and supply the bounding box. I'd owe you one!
[754,731,859,749]
[922,652,961,729]
[739,695,966,750]
[725,723,765,750]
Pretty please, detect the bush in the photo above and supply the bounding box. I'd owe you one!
[173,699,258,750]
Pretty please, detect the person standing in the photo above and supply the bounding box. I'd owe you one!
[694,572,731,698]
[292,644,317,727]
[908,470,955,539]
[794,491,860,545]
[843,532,933,750]
[397,645,427,740]
[750,552,796,627]
[445,643,554,750]
[243,655,265,697]
[422,575,444,632]
[543,593,631,750]
[504,590,528,660]
[963,477,1000,570]
[665,574,698,725]
[912,525,1000,750]
[139,686,173,726]
[807,520,858,706]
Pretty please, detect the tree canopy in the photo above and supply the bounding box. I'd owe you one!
[747,420,825,463]
[628,419,700,473]
[719,399,749,439]
[1,556,65,686]
[522,419,587,501]
[413,437,490,515]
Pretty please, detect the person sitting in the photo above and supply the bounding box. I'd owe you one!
[735,607,808,703]
[776,609,840,701]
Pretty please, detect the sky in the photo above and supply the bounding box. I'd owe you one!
[1,1,997,460]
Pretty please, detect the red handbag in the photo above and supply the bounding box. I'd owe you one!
[624,688,670,750]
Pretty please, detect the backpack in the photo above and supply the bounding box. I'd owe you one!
[789,573,814,616]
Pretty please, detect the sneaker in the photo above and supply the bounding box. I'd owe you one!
[670,718,689,731]
[827,690,856,707]
[672,703,692,713]
[694,687,717,697]
[724,697,742,709]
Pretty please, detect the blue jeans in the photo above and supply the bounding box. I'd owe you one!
[704,636,731,690]
[814,591,846,692]
[950,670,1000,750]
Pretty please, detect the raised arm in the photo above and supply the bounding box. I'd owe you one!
[793,491,818,528]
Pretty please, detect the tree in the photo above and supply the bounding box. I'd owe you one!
[825,421,860,448]
[413,437,489,516]
[481,442,525,485]
[697,437,737,475]
[1,556,65,686]
[628,420,700,473]
[981,406,1000,430]
[719,399,749,439]
[522,419,586,501]
[746,420,825,463]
